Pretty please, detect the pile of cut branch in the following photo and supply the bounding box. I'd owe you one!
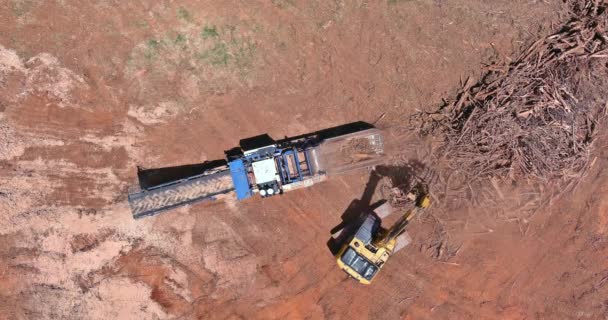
[412,0,608,186]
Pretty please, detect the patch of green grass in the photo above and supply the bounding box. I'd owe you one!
[231,38,257,70]
[177,7,192,21]
[198,33,256,70]
[201,25,219,39]
[198,24,257,71]
[388,0,415,4]
[144,39,161,60]
[133,22,258,75]
[225,24,237,36]
[147,39,160,49]
[199,42,230,66]
[253,24,264,34]
[174,33,187,45]
[135,20,149,28]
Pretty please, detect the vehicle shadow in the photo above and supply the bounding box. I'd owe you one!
[326,162,427,256]
[136,160,228,190]
[133,121,376,191]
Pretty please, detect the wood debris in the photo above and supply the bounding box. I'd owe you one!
[411,0,608,190]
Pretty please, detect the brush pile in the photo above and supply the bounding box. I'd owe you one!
[412,0,608,185]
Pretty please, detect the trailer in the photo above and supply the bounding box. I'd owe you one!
[128,124,384,219]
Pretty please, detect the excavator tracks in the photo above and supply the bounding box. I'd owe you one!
[128,170,234,219]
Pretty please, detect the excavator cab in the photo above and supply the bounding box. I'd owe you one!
[334,192,430,284]
[336,214,383,283]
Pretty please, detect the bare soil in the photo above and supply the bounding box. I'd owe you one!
[2,1,607,319]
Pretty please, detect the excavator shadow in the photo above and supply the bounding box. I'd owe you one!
[326,161,429,255]
[327,199,387,255]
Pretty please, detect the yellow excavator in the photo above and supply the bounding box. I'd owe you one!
[333,190,430,284]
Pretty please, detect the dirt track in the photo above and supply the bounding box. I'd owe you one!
[1,1,608,319]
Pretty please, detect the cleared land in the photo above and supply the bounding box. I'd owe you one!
[1,1,607,319]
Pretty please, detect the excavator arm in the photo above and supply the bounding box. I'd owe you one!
[332,167,431,284]
[375,194,430,249]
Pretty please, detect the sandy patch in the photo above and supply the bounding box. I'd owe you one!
[127,101,182,125]
[0,45,25,76]
[0,45,87,107]
[76,278,168,320]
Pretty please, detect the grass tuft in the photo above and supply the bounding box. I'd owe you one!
[201,25,219,39]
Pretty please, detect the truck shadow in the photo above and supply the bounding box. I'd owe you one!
[136,160,228,190]
[326,162,428,255]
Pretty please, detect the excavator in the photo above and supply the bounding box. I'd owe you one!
[330,167,431,284]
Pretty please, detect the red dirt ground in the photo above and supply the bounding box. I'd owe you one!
[1,0,607,319]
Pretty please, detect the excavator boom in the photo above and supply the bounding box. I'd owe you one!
[334,192,430,284]
[379,195,430,247]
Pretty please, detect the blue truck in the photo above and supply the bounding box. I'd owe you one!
[128,123,384,219]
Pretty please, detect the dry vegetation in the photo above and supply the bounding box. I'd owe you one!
[412,0,608,195]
